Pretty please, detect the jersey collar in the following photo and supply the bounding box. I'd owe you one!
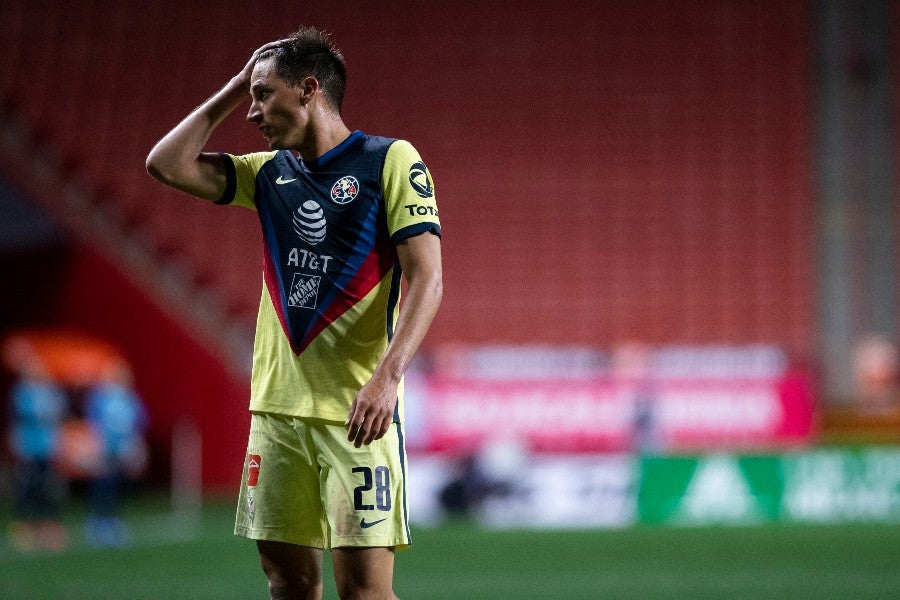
[300,130,365,171]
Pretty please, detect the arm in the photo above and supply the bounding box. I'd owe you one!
[346,232,443,447]
[145,42,281,200]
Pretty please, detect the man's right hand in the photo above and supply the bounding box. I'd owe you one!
[146,39,291,202]
[236,40,289,88]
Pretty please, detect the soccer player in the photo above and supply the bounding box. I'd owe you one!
[146,27,442,600]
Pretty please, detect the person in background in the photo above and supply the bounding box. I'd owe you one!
[7,352,69,551]
[852,333,900,413]
[83,362,149,547]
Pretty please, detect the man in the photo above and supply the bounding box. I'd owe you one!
[83,362,149,547]
[146,27,442,600]
[8,352,68,551]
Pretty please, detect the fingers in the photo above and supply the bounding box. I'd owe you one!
[250,38,292,64]
[361,414,391,447]
[253,39,288,58]
[345,401,361,444]
[346,379,397,447]
[239,39,290,81]
[345,407,391,448]
[346,402,368,448]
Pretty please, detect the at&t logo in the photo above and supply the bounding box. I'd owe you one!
[293,200,327,245]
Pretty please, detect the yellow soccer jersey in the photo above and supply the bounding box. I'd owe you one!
[218,131,440,423]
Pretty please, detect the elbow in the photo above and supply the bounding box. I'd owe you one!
[145,143,187,186]
[145,150,173,184]
[145,151,165,182]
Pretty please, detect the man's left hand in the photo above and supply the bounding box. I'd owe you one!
[345,376,397,448]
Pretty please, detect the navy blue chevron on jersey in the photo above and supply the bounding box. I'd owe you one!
[217,131,440,422]
[254,132,397,353]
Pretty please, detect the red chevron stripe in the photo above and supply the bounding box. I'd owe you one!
[262,249,299,353]
[297,237,395,354]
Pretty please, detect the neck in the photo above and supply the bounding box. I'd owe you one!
[295,110,352,161]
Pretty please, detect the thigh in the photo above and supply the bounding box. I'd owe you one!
[331,546,396,599]
[235,413,329,547]
[312,421,411,550]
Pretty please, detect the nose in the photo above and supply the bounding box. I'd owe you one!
[247,100,261,123]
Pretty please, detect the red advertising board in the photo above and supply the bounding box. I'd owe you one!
[416,370,815,453]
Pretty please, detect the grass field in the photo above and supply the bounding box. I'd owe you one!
[1,494,899,599]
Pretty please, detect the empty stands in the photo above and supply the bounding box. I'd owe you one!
[0,1,815,356]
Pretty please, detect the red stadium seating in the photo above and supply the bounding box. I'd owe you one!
[0,0,816,356]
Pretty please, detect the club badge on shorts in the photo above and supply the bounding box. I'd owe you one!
[247,454,261,523]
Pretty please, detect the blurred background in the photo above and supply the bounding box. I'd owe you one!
[0,0,898,598]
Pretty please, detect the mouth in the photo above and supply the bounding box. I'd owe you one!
[259,126,273,141]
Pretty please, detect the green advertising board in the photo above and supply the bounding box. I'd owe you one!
[781,448,900,523]
[638,454,783,525]
[638,448,900,526]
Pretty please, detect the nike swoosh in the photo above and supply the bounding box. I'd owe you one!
[359,518,387,529]
[276,175,297,185]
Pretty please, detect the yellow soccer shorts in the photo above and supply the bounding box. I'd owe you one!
[234,412,411,550]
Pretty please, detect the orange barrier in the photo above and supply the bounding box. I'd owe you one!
[2,329,124,386]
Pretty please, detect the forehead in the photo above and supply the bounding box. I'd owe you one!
[250,57,287,88]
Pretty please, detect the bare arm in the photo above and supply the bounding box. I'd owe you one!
[346,232,443,447]
[145,42,282,200]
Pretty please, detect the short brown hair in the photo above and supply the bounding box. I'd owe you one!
[258,27,347,111]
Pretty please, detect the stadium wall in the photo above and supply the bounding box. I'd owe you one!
[5,1,899,491]
[51,244,250,490]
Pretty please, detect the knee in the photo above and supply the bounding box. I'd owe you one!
[257,540,324,600]
[262,563,322,600]
[335,574,398,600]
[332,546,397,600]
[336,585,398,600]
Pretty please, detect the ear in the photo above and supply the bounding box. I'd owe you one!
[298,76,319,106]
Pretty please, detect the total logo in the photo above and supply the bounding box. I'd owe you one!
[293,200,327,245]
[331,175,359,204]
[408,161,434,198]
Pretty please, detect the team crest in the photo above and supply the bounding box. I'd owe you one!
[247,454,261,487]
[331,176,359,204]
[408,161,434,198]
[246,454,260,523]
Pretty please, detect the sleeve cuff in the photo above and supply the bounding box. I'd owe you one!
[391,222,442,245]
[215,153,237,205]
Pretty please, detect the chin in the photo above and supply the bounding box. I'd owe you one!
[262,133,281,149]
